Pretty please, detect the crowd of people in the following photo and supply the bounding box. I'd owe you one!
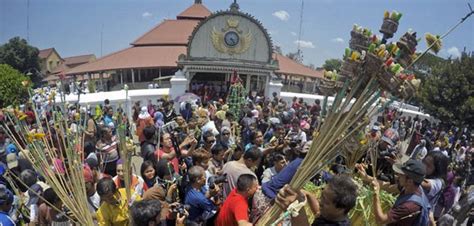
[0,91,472,226]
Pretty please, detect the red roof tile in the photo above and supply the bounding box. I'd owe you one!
[66,46,186,75]
[38,48,55,59]
[177,3,211,20]
[132,20,200,46]
[63,54,96,66]
[274,53,323,79]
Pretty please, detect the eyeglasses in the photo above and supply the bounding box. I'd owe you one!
[223,133,230,136]
[207,139,216,143]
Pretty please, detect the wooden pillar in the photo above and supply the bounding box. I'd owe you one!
[131,68,135,85]
[120,70,123,85]
[100,72,104,90]
[138,69,141,82]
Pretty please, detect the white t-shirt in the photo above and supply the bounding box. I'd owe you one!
[426,178,443,207]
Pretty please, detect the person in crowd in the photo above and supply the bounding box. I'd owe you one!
[222,147,262,198]
[251,141,310,221]
[96,177,141,226]
[141,160,157,192]
[137,106,155,143]
[215,174,259,226]
[130,199,188,226]
[95,127,120,177]
[113,159,145,197]
[185,166,219,224]
[21,169,43,225]
[218,127,234,150]
[421,151,449,220]
[208,144,226,176]
[84,165,100,220]
[261,154,287,183]
[142,160,179,223]
[410,139,428,161]
[141,125,157,163]
[156,133,179,173]
[201,130,217,152]
[0,186,15,226]
[276,174,358,226]
[372,159,431,226]
[38,188,69,225]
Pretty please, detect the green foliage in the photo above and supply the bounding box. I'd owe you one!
[88,80,96,93]
[418,51,474,127]
[0,64,30,108]
[322,58,343,71]
[0,37,41,84]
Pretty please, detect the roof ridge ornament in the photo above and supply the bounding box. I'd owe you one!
[195,0,202,4]
[230,0,239,12]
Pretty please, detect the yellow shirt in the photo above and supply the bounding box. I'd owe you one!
[96,188,141,226]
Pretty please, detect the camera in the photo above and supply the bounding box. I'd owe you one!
[171,203,190,215]
[289,137,301,148]
[208,173,227,190]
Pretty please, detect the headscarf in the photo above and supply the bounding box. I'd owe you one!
[154,111,164,128]
[139,106,150,119]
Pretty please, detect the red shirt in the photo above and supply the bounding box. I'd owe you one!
[215,189,249,226]
[155,147,179,173]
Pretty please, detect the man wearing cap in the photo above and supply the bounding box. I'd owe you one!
[372,159,431,226]
[0,185,15,225]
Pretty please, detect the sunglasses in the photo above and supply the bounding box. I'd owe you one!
[223,132,230,135]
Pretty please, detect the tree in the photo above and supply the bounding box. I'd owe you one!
[286,50,303,63]
[0,64,31,108]
[322,58,343,71]
[0,37,41,84]
[418,51,473,127]
[274,45,282,55]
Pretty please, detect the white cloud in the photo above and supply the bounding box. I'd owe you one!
[331,37,344,43]
[272,10,290,21]
[294,40,315,48]
[142,12,152,18]
[291,32,297,36]
[447,46,461,58]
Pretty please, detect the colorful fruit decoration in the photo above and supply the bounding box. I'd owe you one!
[425,33,443,54]
[396,31,418,67]
[380,10,402,43]
[350,24,371,51]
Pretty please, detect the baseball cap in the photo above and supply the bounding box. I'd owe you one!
[392,157,426,184]
[6,153,18,169]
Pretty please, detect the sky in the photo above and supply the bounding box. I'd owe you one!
[1,0,473,67]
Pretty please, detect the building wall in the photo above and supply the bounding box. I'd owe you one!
[189,14,271,63]
[40,51,62,74]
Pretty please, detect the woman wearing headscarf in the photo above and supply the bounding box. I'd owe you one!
[136,106,154,143]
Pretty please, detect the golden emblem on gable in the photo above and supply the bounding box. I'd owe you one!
[211,17,252,55]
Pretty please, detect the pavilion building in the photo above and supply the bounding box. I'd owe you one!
[65,0,323,97]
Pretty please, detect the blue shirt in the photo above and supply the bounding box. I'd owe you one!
[262,157,303,199]
[184,186,216,222]
[0,211,15,226]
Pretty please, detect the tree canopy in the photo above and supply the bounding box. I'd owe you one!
[417,51,473,127]
[322,58,343,71]
[0,64,31,108]
[0,37,41,84]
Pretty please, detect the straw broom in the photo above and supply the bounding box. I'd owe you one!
[258,6,474,224]
[258,73,383,225]
[1,87,94,225]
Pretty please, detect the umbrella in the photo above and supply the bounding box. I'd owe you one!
[174,93,200,103]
